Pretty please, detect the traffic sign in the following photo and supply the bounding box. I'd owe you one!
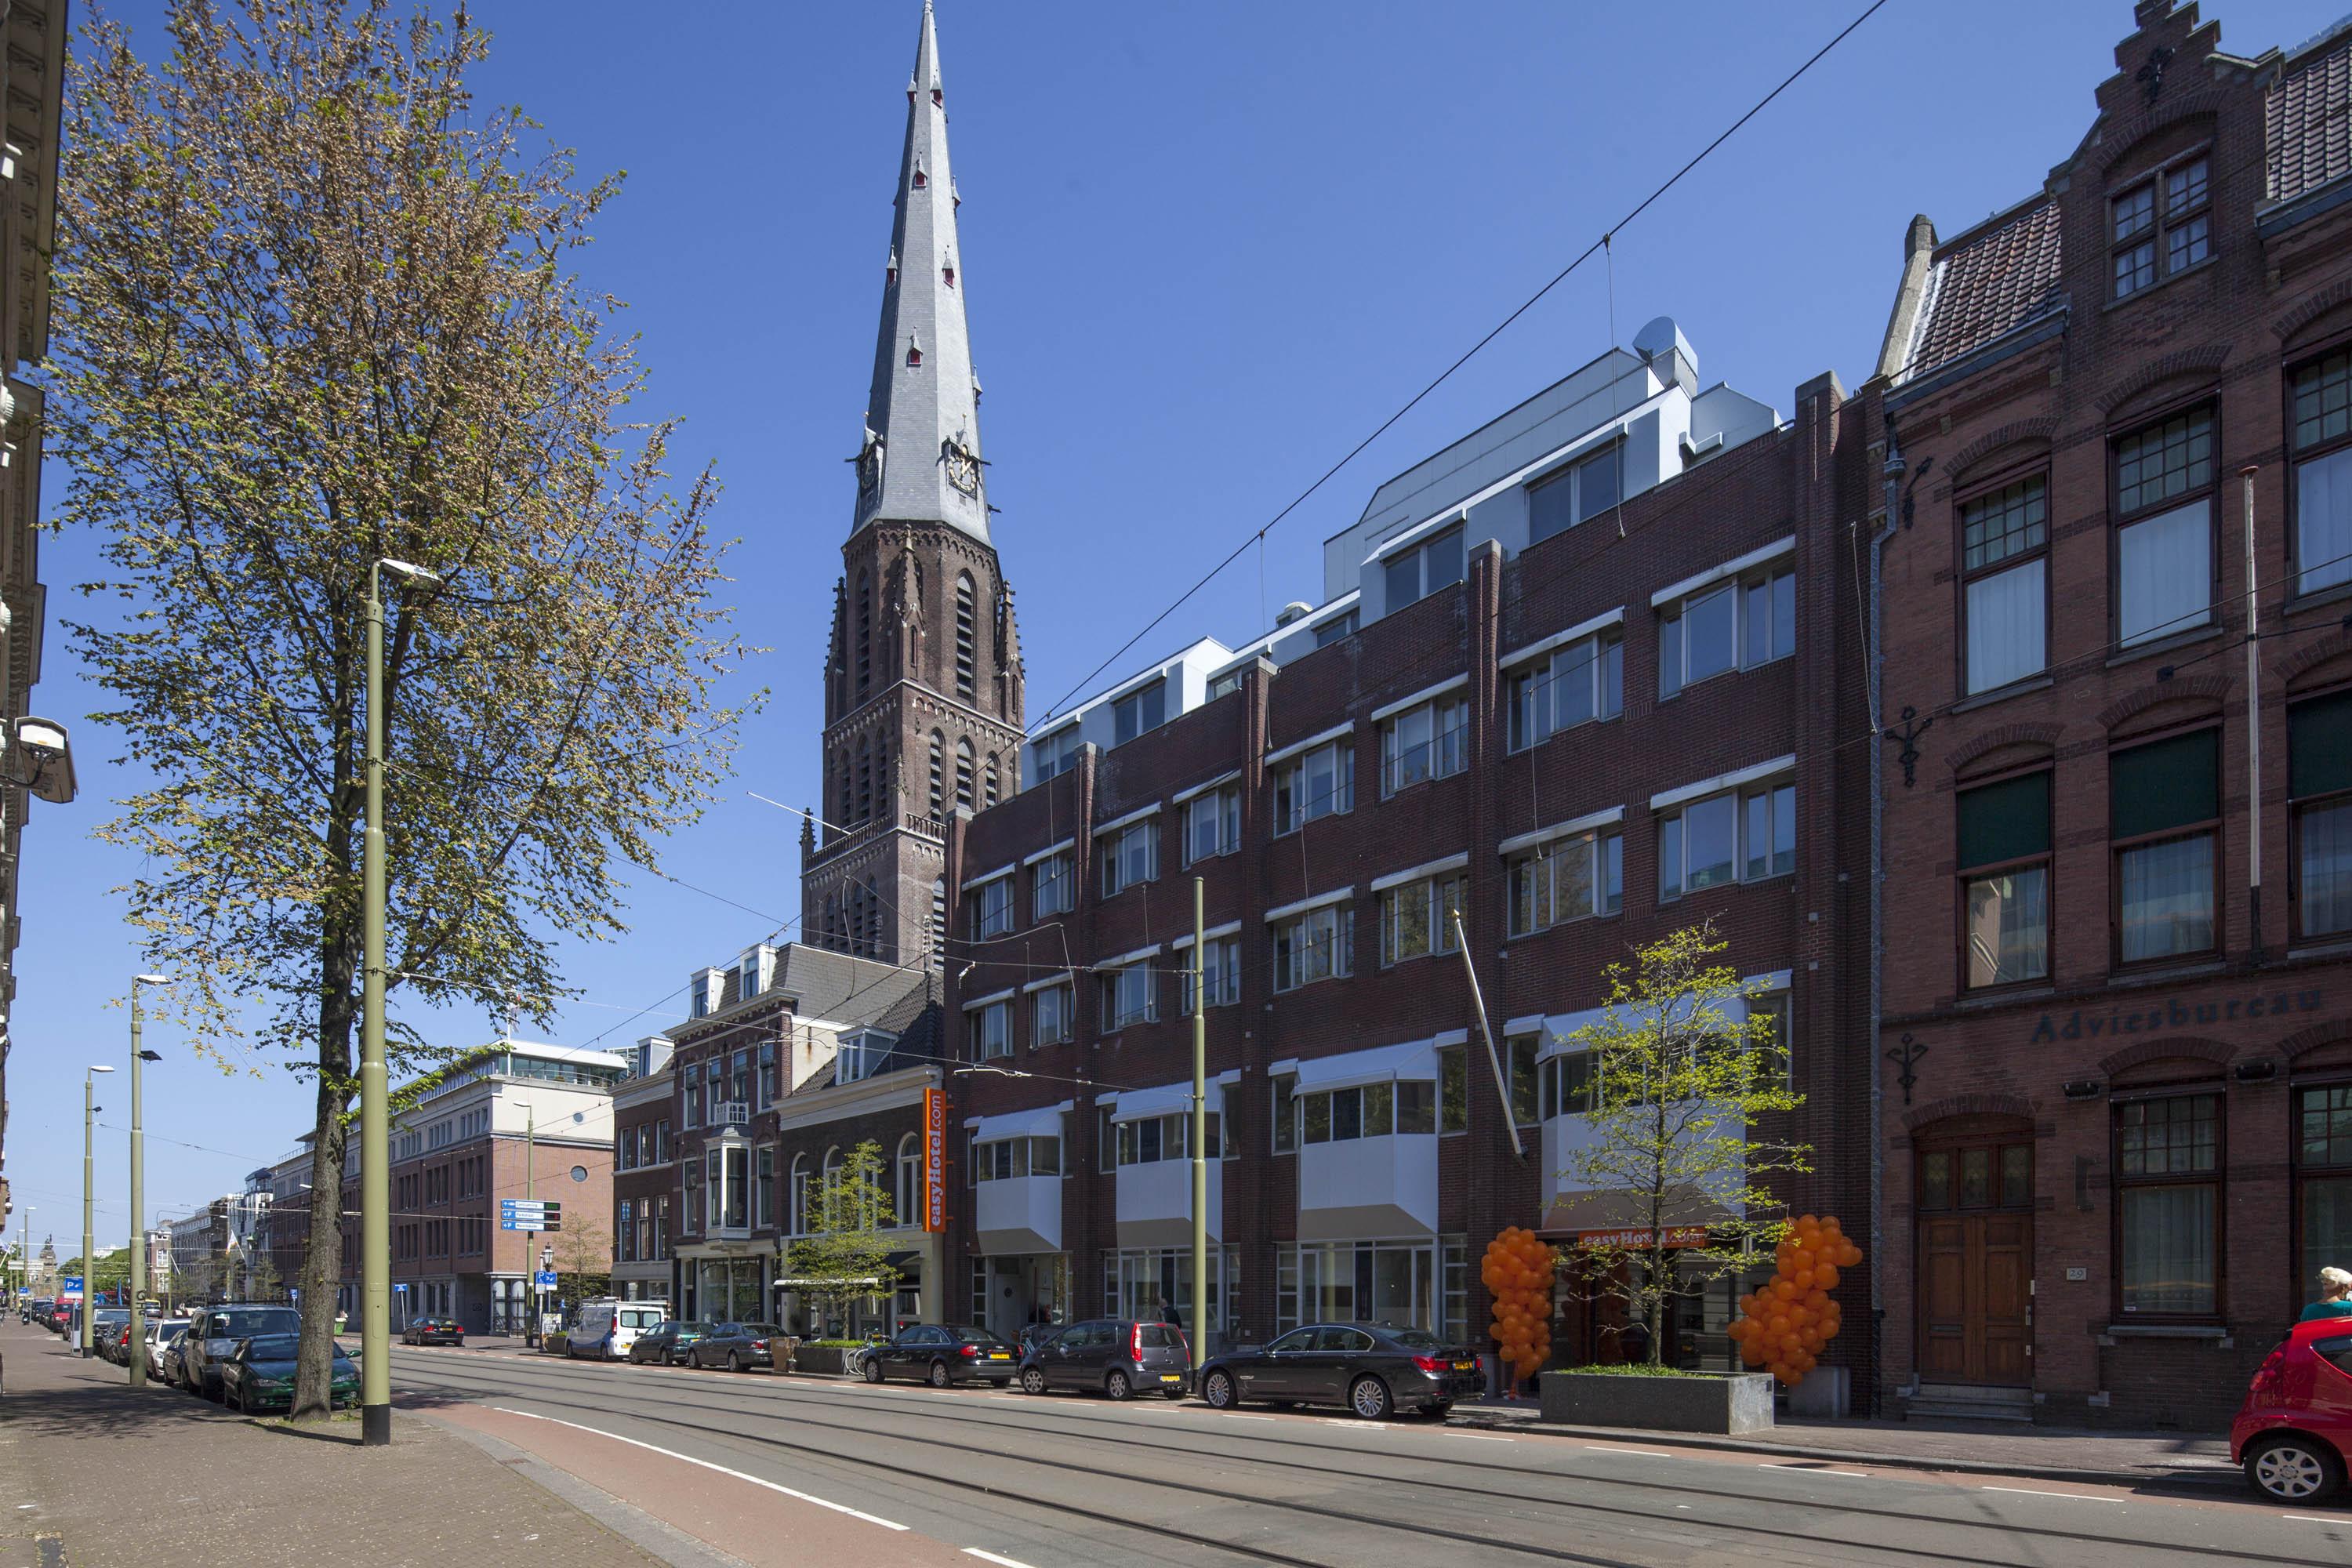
[499,1200,546,1214]
[59,1276,83,1304]
[499,1217,543,1232]
[533,1272,557,1287]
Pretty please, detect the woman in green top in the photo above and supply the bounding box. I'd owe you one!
[2299,1266,2352,1322]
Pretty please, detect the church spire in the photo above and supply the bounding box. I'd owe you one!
[857,0,988,542]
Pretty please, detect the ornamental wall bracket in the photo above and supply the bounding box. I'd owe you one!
[2136,44,2173,105]
[1883,706,1935,789]
[1887,1032,1929,1107]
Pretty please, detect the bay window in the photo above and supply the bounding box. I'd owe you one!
[1272,1072,1297,1153]
[1273,902,1352,991]
[2111,728,2220,964]
[973,1134,1062,1181]
[1509,633,1623,750]
[1298,1080,1436,1144]
[1099,961,1156,1029]
[2115,1094,2220,1316]
[1381,694,1468,794]
[1537,1051,1599,1119]
[2292,688,2352,939]
[1508,829,1622,935]
[754,1145,775,1230]
[1185,785,1240,865]
[2293,347,2352,597]
[1960,475,2049,695]
[1116,1111,1230,1165]
[1957,770,2051,988]
[1439,1045,1467,1133]
[2113,407,2216,648]
[1378,873,1466,966]
[1275,740,1353,833]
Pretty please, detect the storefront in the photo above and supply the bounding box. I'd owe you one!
[681,1246,770,1323]
[1104,1246,1239,1352]
[971,1252,1071,1341]
[1275,1236,1465,1343]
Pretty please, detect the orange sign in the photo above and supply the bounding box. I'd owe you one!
[1577,1225,1708,1250]
[922,1087,948,1232]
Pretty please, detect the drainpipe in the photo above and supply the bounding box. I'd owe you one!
[2241,466,2264,968]
[1867,423,1905,1418]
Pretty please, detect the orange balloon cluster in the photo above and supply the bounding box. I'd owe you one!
[1483,1227,1554,1381]
[1727,1214,1862,1388]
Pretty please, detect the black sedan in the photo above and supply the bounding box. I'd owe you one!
[1197,1323,1474,1420]
[400,1316,466,1347]
[858,1323,1018,1388]
[684,1321,786,1373]
[627,1319,714,1366]
[220,1333,360,1414]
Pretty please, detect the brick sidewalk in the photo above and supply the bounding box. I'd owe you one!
[0,1323,666,1568]
[1454,1396,2237,1486]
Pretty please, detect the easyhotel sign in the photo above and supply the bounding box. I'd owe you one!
[922,1086,947,1232]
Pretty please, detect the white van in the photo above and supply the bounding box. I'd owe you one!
[570,1298,669,1362]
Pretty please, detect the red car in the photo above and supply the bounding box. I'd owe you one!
[2233,1318,2352,1502]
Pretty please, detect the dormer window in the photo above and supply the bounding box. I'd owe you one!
[886,247,898,285]
[942,254,956,289]
[912,155,928,190]
[906,332,923,368]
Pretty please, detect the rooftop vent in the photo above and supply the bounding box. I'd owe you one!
[1275,601,1314,627]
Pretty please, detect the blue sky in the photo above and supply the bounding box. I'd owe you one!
[9,0,2343,1253]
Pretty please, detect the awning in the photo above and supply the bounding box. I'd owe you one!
[1112,1076,1230,1123]
[1291,1039,1438,1092]
[970,1102,1070,1142]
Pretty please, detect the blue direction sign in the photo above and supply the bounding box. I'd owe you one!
[59,1275,83,1304]
[533,1272,557,1287]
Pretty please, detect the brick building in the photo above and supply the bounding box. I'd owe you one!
[941,318,1878,1378]
[610,1037,675,1305]
[1871,0,2352,1427]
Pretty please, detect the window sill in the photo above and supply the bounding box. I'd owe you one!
[1951,674,2054,715]
[1952,981,2056,1010]
[2101,252,2218,314]
[2285,579,2352,618]
[2289,937,2352,962]
[2097,1323,2232,1347]
[2105,622,2223,670]
[2107,956,2226,988]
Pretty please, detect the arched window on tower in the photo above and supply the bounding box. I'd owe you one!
[956,738,975,811]
[855,736,873,824]
[865,879,883,957]
[984,755,999,809]
[930,878,946,967]
[825,894,841,951]
[846,884,866,956]
[955,573,977,699]
[927,731,946,818]
[855,569,871,699]
[876,736,891,813]
[837,757,852,834]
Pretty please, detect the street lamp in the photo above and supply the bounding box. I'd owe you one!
[81,1065,114,1357]
[126,972,171,1387]
[361,556,439,1447]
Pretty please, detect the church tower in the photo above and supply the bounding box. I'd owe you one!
[802,1,1025,967]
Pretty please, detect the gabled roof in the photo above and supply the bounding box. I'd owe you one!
[1896,199,2066,387]
[2269,16,2352,205]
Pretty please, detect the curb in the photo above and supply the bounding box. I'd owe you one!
[1443,1412,2241,1490]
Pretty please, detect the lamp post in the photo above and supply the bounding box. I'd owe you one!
[81,1065,114,1356]
[127,972,171,1385]
[361,557,440,1447]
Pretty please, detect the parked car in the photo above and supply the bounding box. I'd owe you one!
[87,1309,130,1360]
[220,1332,358,1414]
[569,1300,667,1362]
[144,1319,193,1381]
[858,1323,1018,1388]
[626,1320,713,1367]
[100,1318,142,1365]
[20,1297,49,1324]
[2234,1318,2352,1501]
[686,1321,788,1373]
[400,1316,466,1347]
[1017,1319,1191,1401]
[1197,1323,1474,1421]
[179,1304,303,1399]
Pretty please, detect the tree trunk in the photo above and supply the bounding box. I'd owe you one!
[289,923,360,1424]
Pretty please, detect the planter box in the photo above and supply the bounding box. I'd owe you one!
[788,1345,858,1377]
[1538,1370,1775,1435]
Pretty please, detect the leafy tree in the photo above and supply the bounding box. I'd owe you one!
[782,1142,900,1333]
[1559,922,1808,1367]
[550,1214,612,1306]
[55,1,750,1419]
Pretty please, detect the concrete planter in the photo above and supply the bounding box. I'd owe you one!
[1539,1370,1775,1435]
[789,1345,858,1377]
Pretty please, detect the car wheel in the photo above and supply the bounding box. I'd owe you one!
[2247,1433,2344,1502]
[863,1357,885,1385]
[728,1351,745,1374]
[1020,1366,1047,1396]
[1348,1376,1393,1421]
[1105,1370,1132,1402]
[1203,1370,1236,1410]
[928,1359,952,1389]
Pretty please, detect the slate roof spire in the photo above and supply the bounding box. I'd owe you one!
[857,0,987,542]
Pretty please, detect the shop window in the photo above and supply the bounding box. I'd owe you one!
[2111,728,2220,964]
[2114,1094,2220,1316]
[2291,688,2352,940]
[1958,770,2052,988]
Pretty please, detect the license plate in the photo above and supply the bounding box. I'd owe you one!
[1160,1374,1181,1382]
[988,1352,1010,1359]
[1452,1361,1475,1372]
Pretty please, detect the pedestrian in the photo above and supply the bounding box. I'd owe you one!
[2299,1265,2352,1322]
[1156,1294,1181,1331]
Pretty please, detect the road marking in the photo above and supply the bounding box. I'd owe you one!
[1759,1464,1869,1478]
[1980,1486,2122,1502]
[2284,1515,2347,1523]
[1450,1432,1515,1442]
[1585,1445,1674,1457]
[489,1407,909,1531]
[964,1552,1040,1568]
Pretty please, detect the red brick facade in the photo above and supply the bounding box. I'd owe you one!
[1874,1,2352,1428]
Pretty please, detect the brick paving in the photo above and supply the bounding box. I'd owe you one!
[0,1322,663,1568]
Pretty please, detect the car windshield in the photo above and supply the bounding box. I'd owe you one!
[241,1335,300,1360]
[216,1310,299,1338]
[679,1322,713,1334]
[158,1323,191,1341]
[1381,1327,1446,1351]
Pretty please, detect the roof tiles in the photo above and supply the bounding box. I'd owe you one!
[1902,201,2067,383]
[2269,27,2352,205]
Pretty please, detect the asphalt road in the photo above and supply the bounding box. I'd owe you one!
[382,1343,2352,1568]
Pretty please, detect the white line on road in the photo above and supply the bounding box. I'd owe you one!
[1450,1432,1515,1442]
[964,1551,1040,1568]
[2284,1515,2348,1524]
[1759,1464,1869,1478]
[489,1406,909,1531]
[1980,1486,2122,1502]
[1584,1445,1673,1457]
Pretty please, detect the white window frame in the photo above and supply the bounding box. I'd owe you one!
[1377,873,1466,967]
[1381,696,1469,797]
[1032,981,1073,1047]
[1509,632,1622,751]
[1527,442,1623,544]
[1381,523,1465,612]
[1100,820,1158,898]
[971,875,1014,939]
[1507,828,1624,935]
[1034,726,1080,782]
[971,1000,1012,1062]
[1178,935,1242,1014]
[1032,850,1074,916]
[1275,742,1354,835]
[1658,564,1795,699]
[1273,903,1353,992]
[1112,680,1167,748]
[1185,786,1241,865]
[1099,960,1156,1031]
[1658,778,1796,901]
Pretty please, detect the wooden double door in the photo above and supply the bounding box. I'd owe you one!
[1915,1128,2034,1386]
